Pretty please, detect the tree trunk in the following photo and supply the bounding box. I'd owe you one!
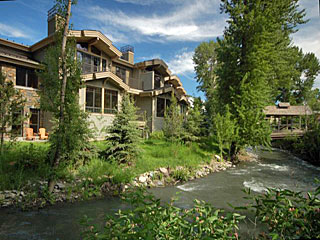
[48,0,72,193]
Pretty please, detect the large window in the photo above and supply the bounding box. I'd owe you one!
[156,98,171,117]
[16,67,38,88]
[30,108,40,133]
[104,89,118,114]
[86,87,102,113]
[77,51,104,74]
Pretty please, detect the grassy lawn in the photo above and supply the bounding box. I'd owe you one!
[0,139,216,191]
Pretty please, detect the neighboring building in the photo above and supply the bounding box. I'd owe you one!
[0,8,188,139]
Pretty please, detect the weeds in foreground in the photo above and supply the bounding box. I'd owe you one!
[81,188,244,240]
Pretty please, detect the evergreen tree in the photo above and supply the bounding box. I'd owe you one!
[38,0,91,191]
[0,71,25,153]
[104,94,140,164]
[163,92,184,142]
[182,97,204,143]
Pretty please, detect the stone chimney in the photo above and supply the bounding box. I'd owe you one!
[120,45,134,64]
[47,5,64,36]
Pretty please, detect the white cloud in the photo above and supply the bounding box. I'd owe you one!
[81,0,225,43]
[0,23,30,39]
[167,50,195,75]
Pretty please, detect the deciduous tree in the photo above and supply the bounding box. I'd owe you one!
[0,72,25,153]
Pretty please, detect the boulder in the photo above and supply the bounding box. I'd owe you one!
[138,176,147,183]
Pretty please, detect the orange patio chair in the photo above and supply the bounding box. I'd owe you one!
[26,128,36,141]
[39,128,48,140]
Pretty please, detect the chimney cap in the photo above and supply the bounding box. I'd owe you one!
[120,45,134,53]
[48,4,59,20]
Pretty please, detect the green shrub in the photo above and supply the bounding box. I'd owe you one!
[150,130,165,140]
[81,189,244,239]
[243,185,320,240]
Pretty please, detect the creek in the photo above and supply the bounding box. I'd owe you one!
[0,149,319,240]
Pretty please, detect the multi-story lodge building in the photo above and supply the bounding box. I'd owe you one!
[0,9,188,139]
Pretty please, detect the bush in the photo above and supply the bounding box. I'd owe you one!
[81,189,244,239]
[150,130,165,140]
[243,185,320,240]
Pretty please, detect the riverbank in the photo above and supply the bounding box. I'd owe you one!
[0,139,246,210]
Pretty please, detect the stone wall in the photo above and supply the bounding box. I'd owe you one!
[1,63,42,137]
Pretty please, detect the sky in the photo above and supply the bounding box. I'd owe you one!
[0,0,319,99]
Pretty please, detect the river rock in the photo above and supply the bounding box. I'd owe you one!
[215,155,221,161]
[159,167,169,176]
[138,176,147,183]
[0,193,5,201]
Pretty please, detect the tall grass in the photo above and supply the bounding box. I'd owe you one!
[0,139,216,191]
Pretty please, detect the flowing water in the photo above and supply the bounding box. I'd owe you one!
[0,149,319,240]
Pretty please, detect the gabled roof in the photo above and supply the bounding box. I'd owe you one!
[31,30,122,58]
[264,104,313,116]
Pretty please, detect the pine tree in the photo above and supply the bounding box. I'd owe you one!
[163,92,184,142]
[0,71,25,153]
[104,94,140,164]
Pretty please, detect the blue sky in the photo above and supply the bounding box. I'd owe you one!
[0,0,319,99]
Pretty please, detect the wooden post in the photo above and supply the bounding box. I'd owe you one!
[286,117,288,130]
[278,117,281,132]
[291,116,293,132]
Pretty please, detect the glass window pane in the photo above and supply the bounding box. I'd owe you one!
[104,89,111,109]
[95,88,102,108]
[16,67,26,86]
[86,88,94,107]
[111,93,118,110]
[93,57,100,72]
[157,98,165,117]
[102,59,107,72]
[27,70,38,88]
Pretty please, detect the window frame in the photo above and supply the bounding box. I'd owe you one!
[156,97,171,118]
[16,66,38,89]
[85,86,102,113]
[104,89,118,114]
